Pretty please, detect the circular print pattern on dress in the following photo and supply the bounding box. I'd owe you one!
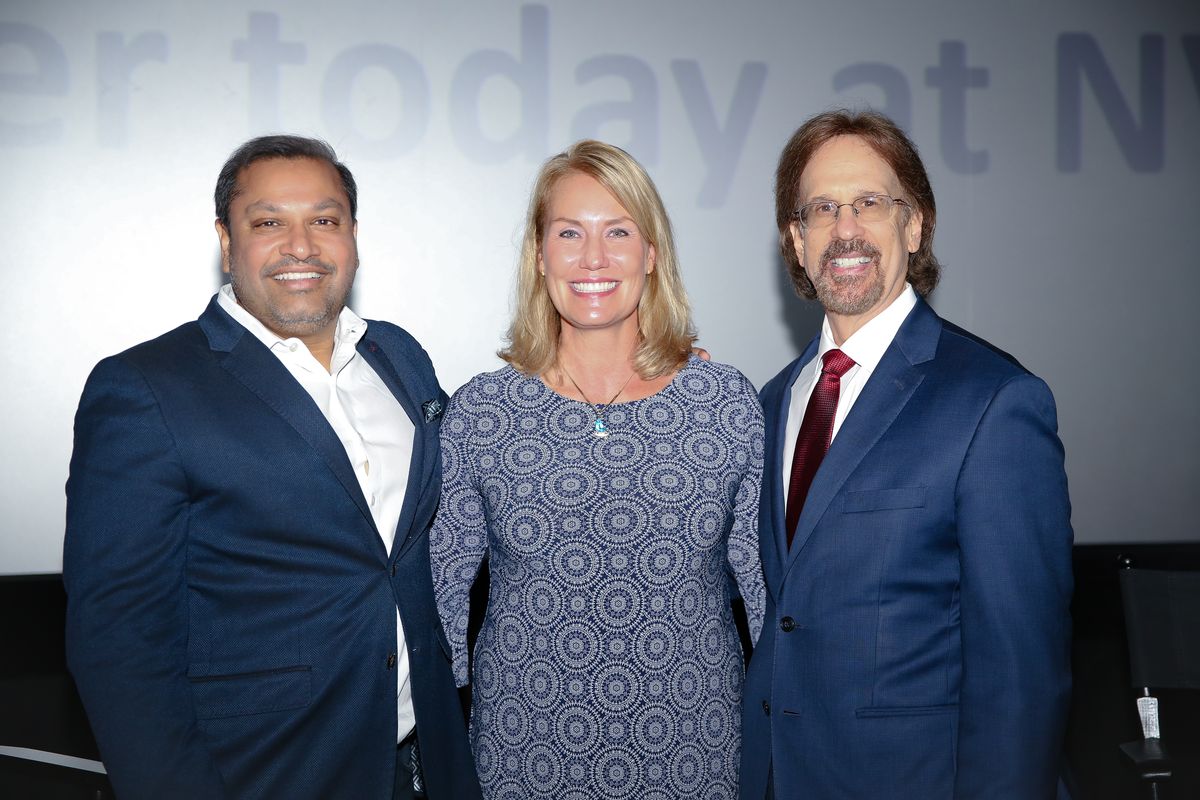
[677,367,721,404]
[472,732,497,784]
[639,461,697,503]
[633,619,679,671]
[670,578,706,628]
[494,694,530,745]
[669,662,706,712]
[698,615,736,668]
[486,778,525,800]
[548,400,593,439]
[521,659,562,710]
[592,662,641,714]
[591,496,651,546]
[541,464,601,509]
[467,400,512,447]
[554,702,600,755]
[633,703,677,755]
[685,498,729,550]
[640,756,672,797]
[479,475,510,513]
[552,539,602,587]
[471,646,500,701]
[492,611,531,665]
[633,392,686,435]
[595,578,644,630]
[501,436,554,475]
[521,577,563,626]
[553,620,601,672]
[669,741,708,795]
[498,504,553,556]
[701,695,734,749]
[521,742,562,797]
[592,747,642,800]
[682,428,730,472]
[507,372,552,410]
[592,432,646,471]
[719,396,755,443]
[636,538,687,586]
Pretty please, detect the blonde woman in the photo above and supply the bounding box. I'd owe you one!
[431,141,764,799]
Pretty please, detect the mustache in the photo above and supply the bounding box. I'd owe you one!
[821,238,881,264]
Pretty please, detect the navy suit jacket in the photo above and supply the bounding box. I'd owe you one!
[64,298,481,800]
[740,298,1073,799]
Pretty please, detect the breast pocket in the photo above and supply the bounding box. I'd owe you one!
[187,663,312,720]
[842,486,926,514]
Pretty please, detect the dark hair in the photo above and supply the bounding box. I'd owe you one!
[214,135,357,230]
[775,109,940,298]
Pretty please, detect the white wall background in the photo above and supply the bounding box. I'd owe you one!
[3,0,1198,574]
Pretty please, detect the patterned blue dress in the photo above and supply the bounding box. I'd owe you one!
[430,356,765,800]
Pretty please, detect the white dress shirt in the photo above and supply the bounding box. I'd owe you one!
[781,284,918,488]
[218,285,417,741]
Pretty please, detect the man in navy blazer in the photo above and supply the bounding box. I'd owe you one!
[64,136,481,799]
[740,111,1073,798]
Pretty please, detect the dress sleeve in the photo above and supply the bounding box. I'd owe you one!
[429,387,489,687]
[726,378,766,645]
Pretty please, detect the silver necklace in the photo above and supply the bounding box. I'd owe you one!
[560,367,636,438]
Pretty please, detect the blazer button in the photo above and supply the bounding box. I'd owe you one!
[762,700,771,716]
[391,564,397,577]
[386,652,397,670]
[780,616,796,632]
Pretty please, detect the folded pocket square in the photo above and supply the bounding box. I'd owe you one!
[422,398,444,423]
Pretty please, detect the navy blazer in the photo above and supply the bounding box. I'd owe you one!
[64,298,481,800]
[740,298,1073,799]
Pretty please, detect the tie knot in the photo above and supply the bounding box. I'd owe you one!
[821,349,855,377]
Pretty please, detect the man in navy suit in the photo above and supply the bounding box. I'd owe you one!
[64,136,481,799]
[740,110,1073,798]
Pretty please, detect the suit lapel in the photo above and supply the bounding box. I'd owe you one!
[199,299,379,543]
[783,299,942,575]
[357,336,431,557]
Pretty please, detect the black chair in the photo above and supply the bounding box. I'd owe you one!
[1117,562,1200,799]
[0,576,113,799]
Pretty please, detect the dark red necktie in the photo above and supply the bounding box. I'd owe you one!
[785,349,856,546]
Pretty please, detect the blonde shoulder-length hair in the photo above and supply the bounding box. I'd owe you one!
[498,140,696,379]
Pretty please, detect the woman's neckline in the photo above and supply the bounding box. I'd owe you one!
[531,353,700,408]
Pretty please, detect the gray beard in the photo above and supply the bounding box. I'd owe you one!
[812,261,885,317]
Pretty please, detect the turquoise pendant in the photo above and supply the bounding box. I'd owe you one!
[592,418,609,438]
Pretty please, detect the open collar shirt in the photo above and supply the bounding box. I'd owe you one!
[217,284,417,741]
[781,283,918,488]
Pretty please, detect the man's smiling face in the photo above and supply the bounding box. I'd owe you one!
[217,157,358,348]
[792,135,922,340]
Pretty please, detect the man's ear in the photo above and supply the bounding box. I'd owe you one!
[215,220,231,274]
[905,209,923,254]
[790,221,805,264]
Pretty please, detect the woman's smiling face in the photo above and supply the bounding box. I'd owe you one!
[538,171,655,336]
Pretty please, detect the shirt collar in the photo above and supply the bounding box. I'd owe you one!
[818,283,918,372]
[216,284,368,357]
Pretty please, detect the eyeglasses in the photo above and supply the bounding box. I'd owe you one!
[792,194,909,229]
